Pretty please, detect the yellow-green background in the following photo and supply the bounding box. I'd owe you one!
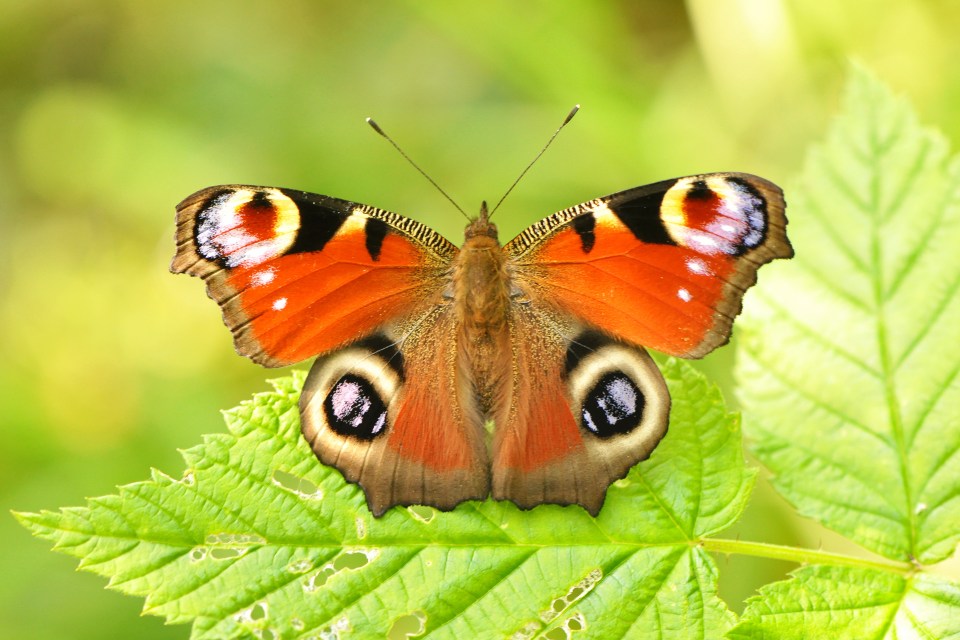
[3,1,959,638]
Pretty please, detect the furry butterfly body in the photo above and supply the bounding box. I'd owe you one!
[172,173,791,516]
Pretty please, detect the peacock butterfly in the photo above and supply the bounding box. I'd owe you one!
[172,142,791,517]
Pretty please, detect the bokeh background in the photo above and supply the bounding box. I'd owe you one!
[3,1,960,638]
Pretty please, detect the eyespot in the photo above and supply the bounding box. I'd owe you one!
[195,188,300,267]
[301,333,404,446]
[565,331,669,445]
[323,374,388,440]
[660,175,767,256]
[581,371,645,438]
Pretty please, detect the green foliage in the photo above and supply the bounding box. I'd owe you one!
[14,69,960,639]
[736,65,960,564]
[730,568,960,640]
[730,67,960,637]
[18,361,748,639]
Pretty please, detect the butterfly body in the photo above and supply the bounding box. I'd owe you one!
[172,173,791,516]
[452,207,513,420]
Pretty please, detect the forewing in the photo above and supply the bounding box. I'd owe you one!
[505,173,791,358]
[171,185,457,366]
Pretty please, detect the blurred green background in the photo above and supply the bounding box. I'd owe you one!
[3,1,959,638]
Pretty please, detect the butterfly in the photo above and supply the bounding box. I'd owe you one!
[172,172,791,517]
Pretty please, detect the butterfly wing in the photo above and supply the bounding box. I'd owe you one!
[494,173,790,513]
[172,185,456,367]
[505,173,791,358]
[173,186,489,514]
[493,307,670,515]
[299,311,490,516]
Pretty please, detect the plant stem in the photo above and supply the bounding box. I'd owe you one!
[701,537,914,575]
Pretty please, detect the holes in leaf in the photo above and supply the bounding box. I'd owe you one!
[286,559,313,574]
[407,505,436,523]
[234,601,270,629]
[515,613,587,640]
[192,532,264,561]
[333,550,370,571]
[250,602,268,621]
[305,566,337,590]
[272,469,323,500]
[303,549,380,592]
[511,622,540,639]
[543,613,587,639]
[388,610,426,639]
[311,616,350,639]
[210,547,245,560]
[206,532,265,545]
[540,569,602,623]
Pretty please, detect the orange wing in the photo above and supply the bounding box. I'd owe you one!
[506,173,791,359]
[299,311,490,516]
[171,186,456,367]
[492,311,670,515]
[173,186,489,515]
[489,173,790,514]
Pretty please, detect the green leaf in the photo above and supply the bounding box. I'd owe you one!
[728,567,960,640]
[17,360,751,639]
[735,66,960,564]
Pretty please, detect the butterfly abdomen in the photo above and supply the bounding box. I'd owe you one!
[453,225,513,423]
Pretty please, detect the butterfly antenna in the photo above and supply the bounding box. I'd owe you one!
[366,117,471,222]
[489,104,580,218]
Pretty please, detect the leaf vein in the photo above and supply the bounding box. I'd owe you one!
[893,266,960,373]
[756,292,880,379]
[425,547,539,636]
[742,344,889,446]
[803,191,871,275]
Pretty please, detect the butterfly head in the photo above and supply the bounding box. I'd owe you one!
[464,200,499,240]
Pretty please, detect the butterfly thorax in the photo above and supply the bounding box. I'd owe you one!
[453,216,513,416]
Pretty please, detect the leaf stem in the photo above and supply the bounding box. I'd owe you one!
[701,537,914,575]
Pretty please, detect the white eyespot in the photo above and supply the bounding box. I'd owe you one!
[743,227,764,247]
[686,258,710,276]
[718,180,765,249]
[273,297,288,311]
[372,412,386,435]
[351,397,371,427]
[330,380,361,419]
[688,232,720,253]
[661,176,768,255]
[252,268,276,286]
[677,288,692,302]
[583,411,598,433]
[196,189,300,268]
[597,377,638,424]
